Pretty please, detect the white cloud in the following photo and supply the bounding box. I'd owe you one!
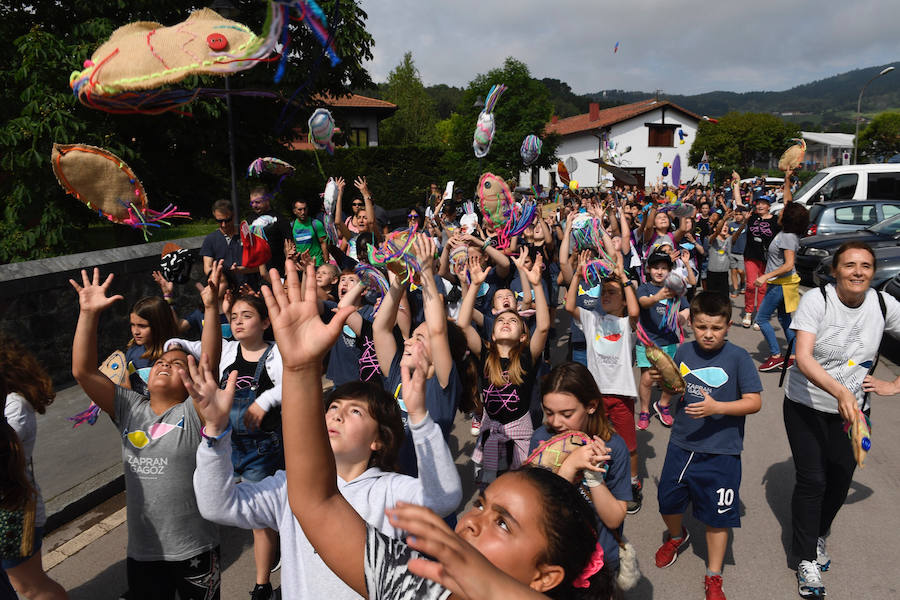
[357,0,898,95]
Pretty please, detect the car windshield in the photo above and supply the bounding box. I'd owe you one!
[794,172,829,203]
[868,213,900,235]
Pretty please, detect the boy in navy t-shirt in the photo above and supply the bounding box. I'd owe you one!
[637,249,689,429]
[651,292,762,600]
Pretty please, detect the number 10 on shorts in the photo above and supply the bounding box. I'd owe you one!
[716,488,734,513]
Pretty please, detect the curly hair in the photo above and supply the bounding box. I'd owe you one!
[0,334,54,414]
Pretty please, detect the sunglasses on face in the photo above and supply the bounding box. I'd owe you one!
[352,203,364,208]
[408,213,419,219]
[216,218,231,224]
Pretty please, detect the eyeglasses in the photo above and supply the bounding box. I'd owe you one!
[408,213,419,219]
[352,203,364,208]
[215,218,231,224]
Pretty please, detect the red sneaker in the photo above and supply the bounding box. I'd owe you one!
[655,527,690,568]
[758,356,785,372]
[705,574,726,600]
[637,412,650,430]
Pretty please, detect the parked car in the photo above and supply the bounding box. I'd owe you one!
[770,164,900,213]
[806,200,900,236]
[797,212,900,284]
[884,270,900,302]
[813,244,900,290]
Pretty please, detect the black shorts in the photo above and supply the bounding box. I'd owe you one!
[126,546,220,600]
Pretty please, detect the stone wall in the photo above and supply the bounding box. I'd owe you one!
[0,236,208,387]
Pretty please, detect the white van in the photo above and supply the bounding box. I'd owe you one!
[791,164,900,205]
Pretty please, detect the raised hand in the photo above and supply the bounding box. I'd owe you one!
[201,260,224,309]
[178,354,237,435]
[261,261,356,371]
[525,253,544,286]
[69,268,124,314]
[152,270,174,297]
[400,343,429,424]
[466,256,492,286]
[510,250,528,272]
[413,235,436,275]
[353,176,370,198]
[335,176,346,193]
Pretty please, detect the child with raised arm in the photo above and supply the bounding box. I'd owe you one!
[651,292,763,600]
[566,247,643,513]
[259,262,620,600]
[636,249,690,430]
[187,327,461,599]
[70,268,220,600]
[457,251,550,486]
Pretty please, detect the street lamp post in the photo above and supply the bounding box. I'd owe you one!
[854,66,895,164]
[209,0,240,226]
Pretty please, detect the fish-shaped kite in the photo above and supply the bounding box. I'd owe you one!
[472,84,507,158]
[477,173,514,230]
[778,138,807,172]
[69,1,339,114]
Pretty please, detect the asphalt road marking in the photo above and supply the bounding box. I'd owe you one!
[45,507,127,571]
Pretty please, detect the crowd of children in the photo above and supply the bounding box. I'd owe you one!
[3,170,898,600]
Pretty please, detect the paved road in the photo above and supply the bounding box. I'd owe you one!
[40,296,900,599]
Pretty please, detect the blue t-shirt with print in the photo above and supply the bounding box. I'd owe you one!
[324,303,381,387]
[637,282,688,346]
[529,425,632,567]
[571,282,604,345]
[384,350,460,476]
[727,221,747,255]
[125,344,152,396]
[669,341,763,455]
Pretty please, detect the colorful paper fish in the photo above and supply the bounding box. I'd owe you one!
[520,134,542,165]
[308,108,336,153]
[473,84,507,158]
[614,41,620,53]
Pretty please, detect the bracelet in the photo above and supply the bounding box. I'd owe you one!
[482,238,492,250]
[201,423,232,447]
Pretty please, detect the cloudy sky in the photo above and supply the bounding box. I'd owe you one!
[357,0,897,95]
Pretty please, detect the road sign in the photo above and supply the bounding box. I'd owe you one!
[564,156,578,173]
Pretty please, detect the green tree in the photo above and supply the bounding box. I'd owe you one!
[859,111,900,162]
[0,0,374,263]
[379,52,438,146]
[689,111,800,176]
[442,57,560,194]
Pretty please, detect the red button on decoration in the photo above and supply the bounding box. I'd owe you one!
[207,33,228,51]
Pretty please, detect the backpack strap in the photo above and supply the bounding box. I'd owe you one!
[780,285,829,387]
[862,290,888,411]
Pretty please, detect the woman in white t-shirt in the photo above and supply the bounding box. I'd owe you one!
[0,334,67,599]
[784,242,900,598]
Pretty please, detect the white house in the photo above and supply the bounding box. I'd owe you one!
[523,99,702,191]
[800,131,855,170]
[289,94,398,150]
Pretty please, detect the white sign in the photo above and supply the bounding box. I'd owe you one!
[842,152,851,166]
[564,156,578,173]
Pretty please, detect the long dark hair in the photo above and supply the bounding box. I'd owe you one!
[447,322,481,415]
[0,377,34,510]
[515,469,619,599]
[325,381,404,472]
[781,203,810,236]
[0,334,55,414]
[128,296,179,361]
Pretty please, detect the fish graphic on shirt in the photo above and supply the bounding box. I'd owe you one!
[593,320,624,357]
[679,363,728,388]
[847,359,873,369]
[126,417,184,449]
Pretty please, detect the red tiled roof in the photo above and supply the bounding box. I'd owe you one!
[546,100,701,137]
[313,94,397,110]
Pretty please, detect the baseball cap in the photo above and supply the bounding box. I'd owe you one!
[646,249,673,267]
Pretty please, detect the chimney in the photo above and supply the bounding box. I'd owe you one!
[589,102,600,122]
[551,115,559,124]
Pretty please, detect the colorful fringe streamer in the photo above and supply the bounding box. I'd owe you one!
[120,203,191,241]
[354,262,389,303]
[483,83,507,113]
[367,226,421,285]
[497,201,537,249]
[581,259,617,288]
[68,403,101,428]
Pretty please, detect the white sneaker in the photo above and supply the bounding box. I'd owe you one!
[470,414,482,437]
[741,312,752,328]
[816,537,831,571]
[797,560,826,597]
[752,322,760,331]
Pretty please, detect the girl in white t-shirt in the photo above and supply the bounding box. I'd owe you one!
[566,249,642,511]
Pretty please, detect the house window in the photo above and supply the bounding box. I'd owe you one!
[647,125,674,147]
[348,128,369,147]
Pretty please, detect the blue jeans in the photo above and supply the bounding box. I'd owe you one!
[756,284,795,356]
[230,393,284,482]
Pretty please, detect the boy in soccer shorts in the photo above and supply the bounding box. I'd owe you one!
[651,292,763,600]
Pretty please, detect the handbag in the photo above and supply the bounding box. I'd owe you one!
[0,494,36,560]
